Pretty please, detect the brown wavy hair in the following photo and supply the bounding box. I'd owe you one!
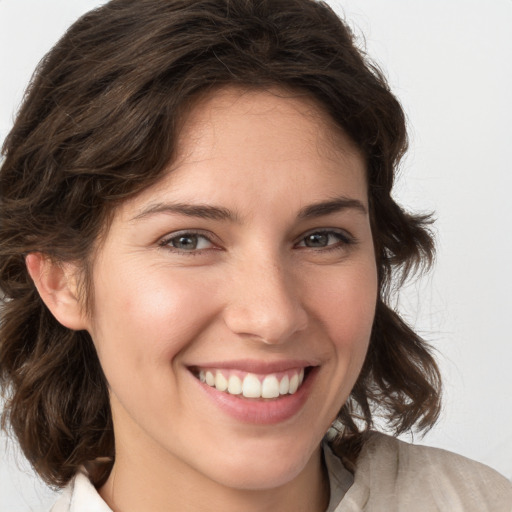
[0,0,441,488]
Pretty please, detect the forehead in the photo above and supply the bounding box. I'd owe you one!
[117,87,368,221]
[176,86,363,168]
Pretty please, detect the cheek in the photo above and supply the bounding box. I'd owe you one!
[300,261,377,424]
[307,263,377,350]
[89,262,222,366]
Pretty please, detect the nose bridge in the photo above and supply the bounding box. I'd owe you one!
[223,248,307,343]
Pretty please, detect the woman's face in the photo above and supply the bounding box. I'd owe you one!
[85,88,377,491]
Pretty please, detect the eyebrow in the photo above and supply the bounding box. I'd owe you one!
[298,196,367,218]
[131,203,238,222]
[131,196,367,223]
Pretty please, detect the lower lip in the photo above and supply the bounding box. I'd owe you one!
[193,368,317,425]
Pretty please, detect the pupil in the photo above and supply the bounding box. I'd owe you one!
[175,235,197,249]
[306,233,328,247]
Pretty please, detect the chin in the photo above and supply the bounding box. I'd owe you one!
[209,458,307,491]
[195,434,321,491]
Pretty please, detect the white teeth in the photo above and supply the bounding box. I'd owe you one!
[205,371,215,386]
[279,375,290,395]
[242,373,261,398]
[199,368,307,399]
[215,372,228,392]
[289,373,299,394]
[261,375,280,398]
[228,374,242,395]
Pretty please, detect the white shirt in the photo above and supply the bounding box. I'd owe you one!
[50,432,512,512]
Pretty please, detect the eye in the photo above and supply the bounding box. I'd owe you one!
[296,230,352,249]
[160,232,214,252]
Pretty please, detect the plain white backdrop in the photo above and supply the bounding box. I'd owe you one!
[1,1,511,510]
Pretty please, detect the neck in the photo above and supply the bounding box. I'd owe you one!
[99,441,330,512]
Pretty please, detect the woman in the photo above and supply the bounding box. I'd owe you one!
[0,0,510,510]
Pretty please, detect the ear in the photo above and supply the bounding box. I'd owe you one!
[25,252,89,331]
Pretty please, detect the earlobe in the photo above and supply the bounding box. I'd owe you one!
[25,252,88,331]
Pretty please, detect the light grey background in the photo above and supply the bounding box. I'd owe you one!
[1,0,511,510]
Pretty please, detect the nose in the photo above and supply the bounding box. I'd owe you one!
[222,255,308,344]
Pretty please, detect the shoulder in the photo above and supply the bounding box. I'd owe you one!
[337,432,512,512]
[49,468,112,512]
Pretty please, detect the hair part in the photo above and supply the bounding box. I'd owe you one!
[1,0,440,487]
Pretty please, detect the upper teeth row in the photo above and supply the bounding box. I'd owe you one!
[199,369,305,399]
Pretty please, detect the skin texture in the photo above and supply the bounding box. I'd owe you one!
[27,88,378,512]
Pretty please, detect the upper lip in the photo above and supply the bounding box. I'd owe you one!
[188,359,318,374]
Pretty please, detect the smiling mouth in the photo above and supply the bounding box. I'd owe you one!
[193,367,311,399]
